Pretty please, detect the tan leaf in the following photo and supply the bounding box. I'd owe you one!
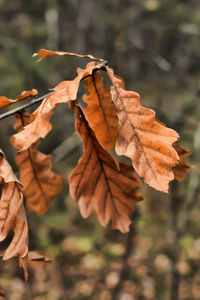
[106,67,179,193]
[0,89,38,109]
[10,112,64,215]
[173,143,192,181]
[0,150,28,280]
[83,71,118,150]
[11,62,103,151]
[69,107,142,233]
[33,48,104,62]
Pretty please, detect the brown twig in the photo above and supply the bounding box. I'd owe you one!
[0,61,108,121]
[0,92,55,121]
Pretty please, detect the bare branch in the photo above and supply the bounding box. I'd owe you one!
[0,92,55,121]
[0,62,108,121]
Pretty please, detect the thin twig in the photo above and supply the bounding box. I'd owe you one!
[0,92,55,121]
[0,61,108,121]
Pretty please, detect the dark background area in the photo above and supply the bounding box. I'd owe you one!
[0,0,200,299]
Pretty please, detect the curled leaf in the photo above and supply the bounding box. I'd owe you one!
[69,107,142,233]
[0,149,28,280]
[10,112,64,215]
[0,89,38,109]
[12,62,104,151]
[33,49,104,62]
[83,71,118,150]
[106,67,179,193]
[173,144,192,181]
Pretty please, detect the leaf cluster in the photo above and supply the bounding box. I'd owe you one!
[0,49,191,278]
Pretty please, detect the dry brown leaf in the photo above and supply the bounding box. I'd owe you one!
[106,66,179,193]
[33,49,104,62]
[0,149,28,280]
[69,107,142,233]
[12,62,103,151]
[173,144,191,181]
[83,71,118,150]
[0,89,38,109]
[10,112,64,215]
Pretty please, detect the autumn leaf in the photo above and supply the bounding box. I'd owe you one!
[10,112,64,215]
[0,89,38,109]
[33,48,104,62]
[83,71,118,150]
[0,149,28,280]
[69,106,142,233]
[173,144,191,181]
[12,62,104,151]
[106,66,179,193]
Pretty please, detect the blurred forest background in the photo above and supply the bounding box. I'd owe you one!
[0,0,200,299]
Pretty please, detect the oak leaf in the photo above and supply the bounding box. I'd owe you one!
[173,144,191,181]
[33,49,104,62]
[83,71,118,150]
[12,62,104,151]
[69,107,143,233]
[106,66,179,193]
[0,149,28,280]
[10,112,64,215]
[0,89,38,109]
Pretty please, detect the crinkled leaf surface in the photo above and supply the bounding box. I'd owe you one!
[83,71,118,150]
[106,67,179,193]
[10,112,64,215]
[12,62,103,151]
[0,150,28,280]
[0,89,38,109]
[69,107,142,233]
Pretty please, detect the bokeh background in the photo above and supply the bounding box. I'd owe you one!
[0,0,200,299]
